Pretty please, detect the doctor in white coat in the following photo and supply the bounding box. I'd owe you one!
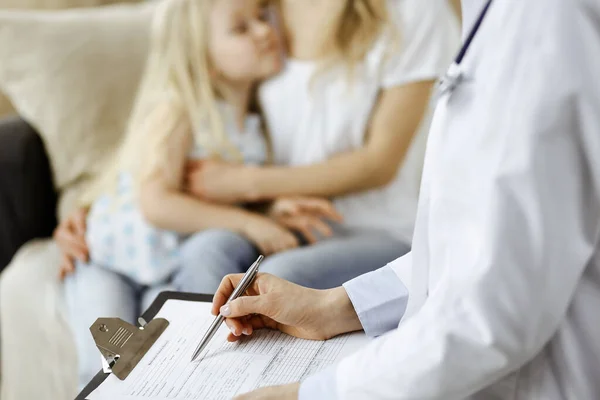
[212,0,600,398]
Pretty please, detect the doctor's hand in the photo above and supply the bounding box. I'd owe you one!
[234,382,299,400]
[55,207,89,280]
[212,273,363,342]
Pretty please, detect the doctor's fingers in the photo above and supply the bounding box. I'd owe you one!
[211,273,285,316]
[224,314,276,342]
[224,316,253,339]
[221,294,276,320]
[212,274,246,315]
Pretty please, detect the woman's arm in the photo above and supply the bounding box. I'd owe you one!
[188,80,434,203]
[247,80,434,200]
[136,104,256,234]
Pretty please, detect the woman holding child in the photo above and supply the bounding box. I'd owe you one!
[57,0,459,389]
[177,0,460,293]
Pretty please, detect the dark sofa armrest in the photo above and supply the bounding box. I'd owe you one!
[0,117,57,270]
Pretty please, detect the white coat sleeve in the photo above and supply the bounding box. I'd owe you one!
[343,258,411,337]
[311,5,600,400]
[300,260,410,400]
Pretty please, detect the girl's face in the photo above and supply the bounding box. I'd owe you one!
[209,0,282,85]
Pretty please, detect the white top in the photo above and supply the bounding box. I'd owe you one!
[259,0,460,242]
[301,0,600,398]
[86,104,267,285]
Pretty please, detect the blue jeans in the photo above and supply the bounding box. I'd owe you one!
[64,264,174,390]
[173,228,410,294]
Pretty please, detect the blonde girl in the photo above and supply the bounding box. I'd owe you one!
[63,0,305,389]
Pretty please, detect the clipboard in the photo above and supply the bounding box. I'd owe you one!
[76,291,213,400]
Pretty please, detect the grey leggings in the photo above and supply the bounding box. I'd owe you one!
[173,228,410,294]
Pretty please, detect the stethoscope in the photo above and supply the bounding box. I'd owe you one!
[436,0,493,99]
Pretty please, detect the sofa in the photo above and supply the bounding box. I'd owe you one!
[0,117,57,272]
[0,118,78,399]
[0,2,157,399]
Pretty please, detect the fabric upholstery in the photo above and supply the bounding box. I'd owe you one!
[0,2,154,220]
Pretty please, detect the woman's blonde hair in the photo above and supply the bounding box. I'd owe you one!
[277,0,395,86]
[329,0,391,70]
[80,0,239,206]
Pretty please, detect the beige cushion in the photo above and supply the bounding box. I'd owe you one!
[0,1,136,120]
[0,239,78,400]
[0,2,155,219]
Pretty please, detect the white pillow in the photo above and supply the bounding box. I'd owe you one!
[0,1,136,119]
[0,2,155,203]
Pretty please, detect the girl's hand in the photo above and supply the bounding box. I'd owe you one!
[185,160,255,204]
[268,197,343,244]
[275,215,331,244]
[54,208,89,280]
[241,215,299,255]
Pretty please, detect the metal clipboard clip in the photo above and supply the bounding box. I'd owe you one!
[90,316,169,380]
[435,62,463,101]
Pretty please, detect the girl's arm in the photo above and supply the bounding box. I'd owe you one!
[141,182,258,235]
[137,103,298,255]
[246,80,434,200]
[136,104,262,234]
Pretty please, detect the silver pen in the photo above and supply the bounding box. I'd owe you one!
[190,255,264,362]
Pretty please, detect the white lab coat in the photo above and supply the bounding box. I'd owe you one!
[334,0,600,398]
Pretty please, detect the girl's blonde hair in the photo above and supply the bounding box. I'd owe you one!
[80,0,238,206]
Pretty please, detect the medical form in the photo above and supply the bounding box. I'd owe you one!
[86,299,368,399]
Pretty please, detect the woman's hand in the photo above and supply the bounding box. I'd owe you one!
[54,208,89,280]
[268,196,343,221]
[234,383,300,400]
[267,197,343,244]
[241,215,299,255]
[185,160,256,204]
[212,273,362,342]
